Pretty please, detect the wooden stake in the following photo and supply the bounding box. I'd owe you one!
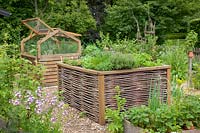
[167,68,171,105]
[98,75,105,125]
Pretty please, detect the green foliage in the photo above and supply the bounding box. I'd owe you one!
[126,82,200,133]
[82,52,113,71]
[110,53,135,70]
[103,0,200,42]
[63,58,82,66]
[106,86,126,133]
[82,44,101,56]
[0,43,64,132]
[192,63,200,89]
[0,43,43,118]
[6,87,66,132]
[148,80,162,112]
[128,105,152,129]
[133,53,162,67]
[184,30,198,51]
[79,51,135,71]
[44,0,96,34]
[189,18,200,47]
[103,0,148,39]
[159,41,188,80]
[96,32,138,53]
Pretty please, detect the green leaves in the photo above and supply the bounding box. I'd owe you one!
[106,86,126,133]
[44,0,96,34]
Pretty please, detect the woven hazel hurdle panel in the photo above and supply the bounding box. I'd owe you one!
[57,63,171,125]
[104,70,168,109]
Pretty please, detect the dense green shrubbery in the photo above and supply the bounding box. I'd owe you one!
[44,0,96,34]
[103,0,200,42]
[0,43,64,132]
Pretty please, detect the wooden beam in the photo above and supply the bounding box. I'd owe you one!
[20,32,36,53]
[57,63,171,76]
[98,75,105,125]
[167,68,171,105]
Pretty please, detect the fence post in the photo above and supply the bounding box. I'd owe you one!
[98,74,105,125]
[188,51,194,89]
[167,68,171,105]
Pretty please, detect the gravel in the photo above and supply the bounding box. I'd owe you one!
[44,86,107,133]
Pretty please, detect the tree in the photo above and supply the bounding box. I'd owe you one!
[102,0,200,41]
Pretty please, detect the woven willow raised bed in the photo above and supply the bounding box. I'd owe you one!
[57,63,171,125]
[21,18,81,86]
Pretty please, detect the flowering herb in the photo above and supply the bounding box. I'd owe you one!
[9,86,68,132]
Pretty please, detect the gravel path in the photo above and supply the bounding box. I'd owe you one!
[44,86,107,133]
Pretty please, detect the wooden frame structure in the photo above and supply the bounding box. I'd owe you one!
[21,18,81,86]
[57,63,171,125]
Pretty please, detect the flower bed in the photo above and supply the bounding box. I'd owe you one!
[57,62,171,125]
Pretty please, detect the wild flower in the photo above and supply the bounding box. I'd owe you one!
[10,87,68,132]
[27,95,35,104]
[36,86,43,97]
[14,91,22,98]
[10,99,20,106]
[50,96,57,106]
[51,117,57,123]
[57,101,64,109]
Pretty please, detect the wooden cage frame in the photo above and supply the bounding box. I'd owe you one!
[21,18,82,86]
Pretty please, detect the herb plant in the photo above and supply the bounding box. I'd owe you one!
[106,86,126,133]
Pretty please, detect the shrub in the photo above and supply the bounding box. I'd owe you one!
[159,42,188,80]
[44,0,96,34]
[0,43,64,132]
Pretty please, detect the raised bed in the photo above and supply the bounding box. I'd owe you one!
[124,120,200,133]
[57,63,171,125]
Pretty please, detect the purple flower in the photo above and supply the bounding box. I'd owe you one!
[49,96,57,106]
[57,101,64,109]
[50,117,57,123]
[14,91,22,98]
[36,86,43,97]
[62,110,68,115]
[27,95,35,104]
[35,107,42,114]
[12,99,20,106]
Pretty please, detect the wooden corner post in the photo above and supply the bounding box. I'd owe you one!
[167,68,171,105]
[98,74,105,125]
